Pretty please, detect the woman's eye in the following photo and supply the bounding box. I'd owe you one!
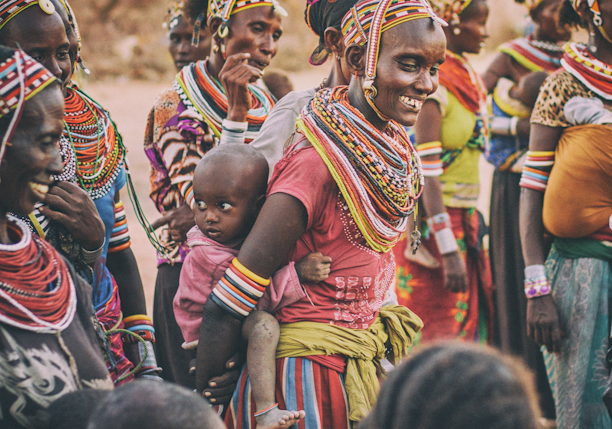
[219,203,232,210]
[169,34,180,44]
[400,62,418,72]
[273,31,282,41]
[58,51,69,60]
[196,201,207,210]
[251,25,263,34]
[430,66,439,76]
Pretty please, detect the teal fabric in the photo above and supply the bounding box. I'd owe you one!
[543,246,612,429]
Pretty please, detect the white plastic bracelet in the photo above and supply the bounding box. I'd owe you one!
[434,227,459,255]
[509,116,519,136]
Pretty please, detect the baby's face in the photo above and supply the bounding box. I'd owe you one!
[192,170,259,244]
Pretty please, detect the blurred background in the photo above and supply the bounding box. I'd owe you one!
[71,0,582,313]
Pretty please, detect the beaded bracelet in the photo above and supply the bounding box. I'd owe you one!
[524,264,551,298]
[220,119,248,145]
[254,403,279,418]
[519,151,555,193]
[108,201,131,253]
[427,213,459,255]
[178,181,195,209]
[416,141,443,177]
[211,258,269,321]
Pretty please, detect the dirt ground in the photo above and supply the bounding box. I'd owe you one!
[85,68,494,315]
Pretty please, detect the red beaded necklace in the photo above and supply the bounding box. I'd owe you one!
[0,216,76,333]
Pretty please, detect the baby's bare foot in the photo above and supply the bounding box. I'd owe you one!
[255,408,305,429]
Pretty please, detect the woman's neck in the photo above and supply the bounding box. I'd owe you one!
[532,26,558,44]
[347,78,388,132]
[207,50,225,81]
[325,61,349,89]
[0,214,10,245]
[588,31,612,66]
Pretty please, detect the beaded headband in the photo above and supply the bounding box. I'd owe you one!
[428,0,472,24]
[0,0,55,31]
[342,0,445,99]
[523,0,544,11]
[164,1,184,31]
[0,49,57,167]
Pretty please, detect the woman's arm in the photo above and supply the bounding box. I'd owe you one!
[481,52,512,94]
[415,100,467,292]
[195,193,308,393]
[519,123,564,353]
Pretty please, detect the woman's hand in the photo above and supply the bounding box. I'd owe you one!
[442,251,468,293]
[527,294,563,353]
[202,353,243,406]
[150,204,195,243]
[219,53,263,122]
[40,181,105,250]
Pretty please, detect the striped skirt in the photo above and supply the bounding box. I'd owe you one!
[225,357,352,429]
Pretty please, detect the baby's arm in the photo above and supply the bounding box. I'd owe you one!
[242,311,305,429]
[295,252,332,283]
[564,96,612,126]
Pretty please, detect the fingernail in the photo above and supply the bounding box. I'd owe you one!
[228,362,235,368]
[209,382,217,387]
[204,392,211,397]
[210,398,216,403]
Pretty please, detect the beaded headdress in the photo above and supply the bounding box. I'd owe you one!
[428,0,472,24]
[164,1,184,31]
[0,0,55,31]
[342,0,445,116]
[0,49,57,167]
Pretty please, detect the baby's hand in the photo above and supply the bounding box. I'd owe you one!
[295,252,332,283]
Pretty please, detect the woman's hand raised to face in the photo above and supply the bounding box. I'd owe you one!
[219,53,263,123]
[40,181,105,251]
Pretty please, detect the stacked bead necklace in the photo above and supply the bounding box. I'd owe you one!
[297,86,423,253]
[562,42,612,100]
[63,85,125,199]
[0,216,77,333]
[174,60,274,143]
[499,36,564,72]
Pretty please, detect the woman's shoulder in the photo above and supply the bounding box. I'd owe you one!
[531,69,591,128]
[151,88,182,114]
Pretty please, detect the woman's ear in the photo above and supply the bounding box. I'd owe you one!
[323,27,344,57]
[345,43,366,75]
[254,194,266,212]
[208,16,223,41]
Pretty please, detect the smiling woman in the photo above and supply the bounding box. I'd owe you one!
[192,1,447,427]
[143,0,286,388]
[0,46,112,429]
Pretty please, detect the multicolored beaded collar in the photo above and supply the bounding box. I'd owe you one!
[174,60,274,143]
[562,42,612,100]
[499,36,564,73]
[297,86,423,253]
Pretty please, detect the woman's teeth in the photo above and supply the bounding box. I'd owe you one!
[399,96,423,109]
[30,182,49,196]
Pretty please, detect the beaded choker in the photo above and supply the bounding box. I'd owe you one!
[0,216,77,333]
[63,85,125,199]
[562,42,612,100]
[296,86,423,253]
[174,61,274,143]
[498,37,563,73]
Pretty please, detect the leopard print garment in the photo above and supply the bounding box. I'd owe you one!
[531,69,596,128]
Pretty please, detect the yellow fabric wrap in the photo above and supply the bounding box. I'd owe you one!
[275,305,423,422]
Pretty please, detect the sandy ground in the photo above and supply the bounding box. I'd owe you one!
[85,68,494,315]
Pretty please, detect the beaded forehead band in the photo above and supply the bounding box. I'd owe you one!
[429,0,472,25]
[0,0,55,31]
[0,49,57,168]
[342,0,446,101]
[164,1,184,31]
